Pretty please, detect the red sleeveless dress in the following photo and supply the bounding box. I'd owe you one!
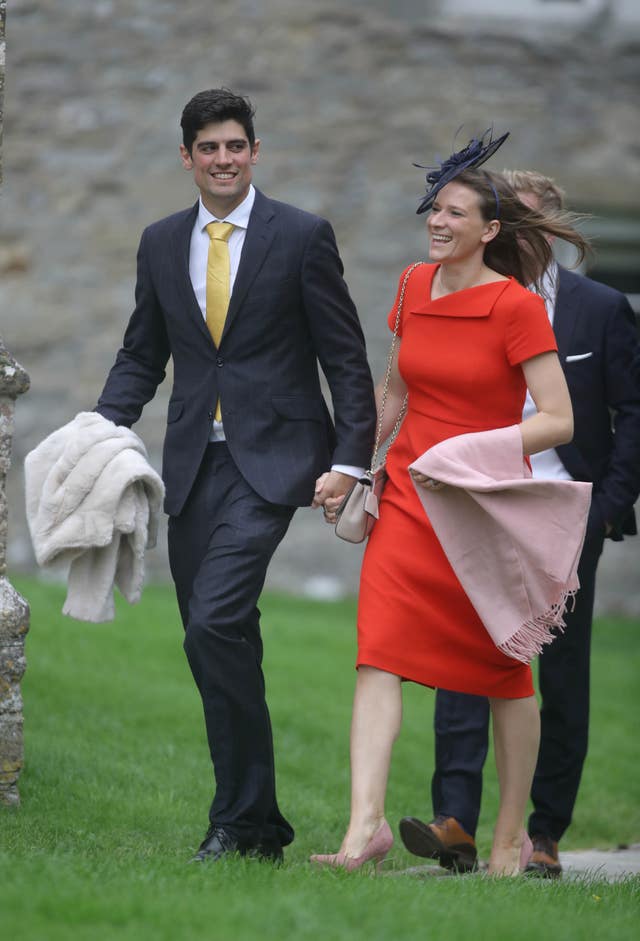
[356,263,557,698]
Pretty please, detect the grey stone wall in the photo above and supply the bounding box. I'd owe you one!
[1,1,639,609]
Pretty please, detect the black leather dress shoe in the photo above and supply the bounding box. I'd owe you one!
[190,825,284,864]
[191,825,241,863]
[246,837,284,865]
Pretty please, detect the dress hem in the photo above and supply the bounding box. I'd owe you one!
[356,648,533,699]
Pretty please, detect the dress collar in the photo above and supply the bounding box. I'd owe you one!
[411,266,513,318]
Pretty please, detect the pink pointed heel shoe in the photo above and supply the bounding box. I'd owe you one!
[310,820,394,873]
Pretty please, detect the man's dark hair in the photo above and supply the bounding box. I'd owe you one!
[180,88,256,153]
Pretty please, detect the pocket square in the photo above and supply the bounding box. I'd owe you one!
[565,352,593,362]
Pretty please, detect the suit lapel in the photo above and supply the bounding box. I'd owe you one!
[222,189,277,342]
[553,267,579,361]
[171,201,214,344]
[554,268,591,480]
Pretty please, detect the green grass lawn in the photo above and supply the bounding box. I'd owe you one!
[1,577,639,940]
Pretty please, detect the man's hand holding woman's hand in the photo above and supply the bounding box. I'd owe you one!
[314,468,445,527]
[312,470,356,524]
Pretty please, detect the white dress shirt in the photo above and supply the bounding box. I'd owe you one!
[522,262,573,481]
[189,187,254,441]
[188,186,362,480]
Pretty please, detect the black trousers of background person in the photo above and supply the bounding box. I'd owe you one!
[431,518,606,842]
[168,443,296,849]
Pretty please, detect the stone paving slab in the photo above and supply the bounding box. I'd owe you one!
[391,844,640,882]
[559,844,640,881]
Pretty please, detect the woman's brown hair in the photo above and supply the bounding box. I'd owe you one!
[453,168,589,291]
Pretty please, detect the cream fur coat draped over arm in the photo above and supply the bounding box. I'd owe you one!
[24,412,165,623]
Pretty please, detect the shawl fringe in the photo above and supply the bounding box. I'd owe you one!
[498,589,578,663]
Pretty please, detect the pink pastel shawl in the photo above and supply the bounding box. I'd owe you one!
[409,425,592,663]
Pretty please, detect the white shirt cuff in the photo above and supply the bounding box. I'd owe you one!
[331,464,365,479]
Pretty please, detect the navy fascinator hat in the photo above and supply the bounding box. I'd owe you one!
[415,128,509,215]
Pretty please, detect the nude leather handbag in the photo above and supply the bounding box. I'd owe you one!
[334,263,423,543]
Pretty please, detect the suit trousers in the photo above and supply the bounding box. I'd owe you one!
[168,442,295,847]
[432,519,605,841]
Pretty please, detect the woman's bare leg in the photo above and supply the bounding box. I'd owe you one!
[488,694,540,875]
[339,665,403,857]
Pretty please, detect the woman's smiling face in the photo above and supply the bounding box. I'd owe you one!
[427,181,498,265]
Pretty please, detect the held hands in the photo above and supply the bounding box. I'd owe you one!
[313,469,445,525]
[312,470,356,524]
[409,468,446,491]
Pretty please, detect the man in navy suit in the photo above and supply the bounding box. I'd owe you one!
[399,170,640,877]
[96,89,376,863]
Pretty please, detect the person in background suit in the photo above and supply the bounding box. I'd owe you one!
[96,88,376,864]
[399,170,640,878]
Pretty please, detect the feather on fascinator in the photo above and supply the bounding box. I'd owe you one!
[415,128,509,215]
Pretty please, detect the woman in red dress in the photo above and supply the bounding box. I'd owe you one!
[313,133,588,875]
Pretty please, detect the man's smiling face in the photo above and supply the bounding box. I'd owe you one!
[180,119,260,216]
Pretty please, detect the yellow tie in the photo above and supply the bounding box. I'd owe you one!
[205,221,235,421]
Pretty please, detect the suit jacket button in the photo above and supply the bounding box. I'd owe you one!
[207,410,213,420]
[216,356,224,367]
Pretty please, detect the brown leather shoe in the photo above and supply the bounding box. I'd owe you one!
[399,815,477,872]
[524,834,562,878]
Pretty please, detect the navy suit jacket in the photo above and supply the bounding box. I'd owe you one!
[96,189,376,515]
[554,267,640,539]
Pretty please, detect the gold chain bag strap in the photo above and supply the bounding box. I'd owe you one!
[335,262,423,543]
